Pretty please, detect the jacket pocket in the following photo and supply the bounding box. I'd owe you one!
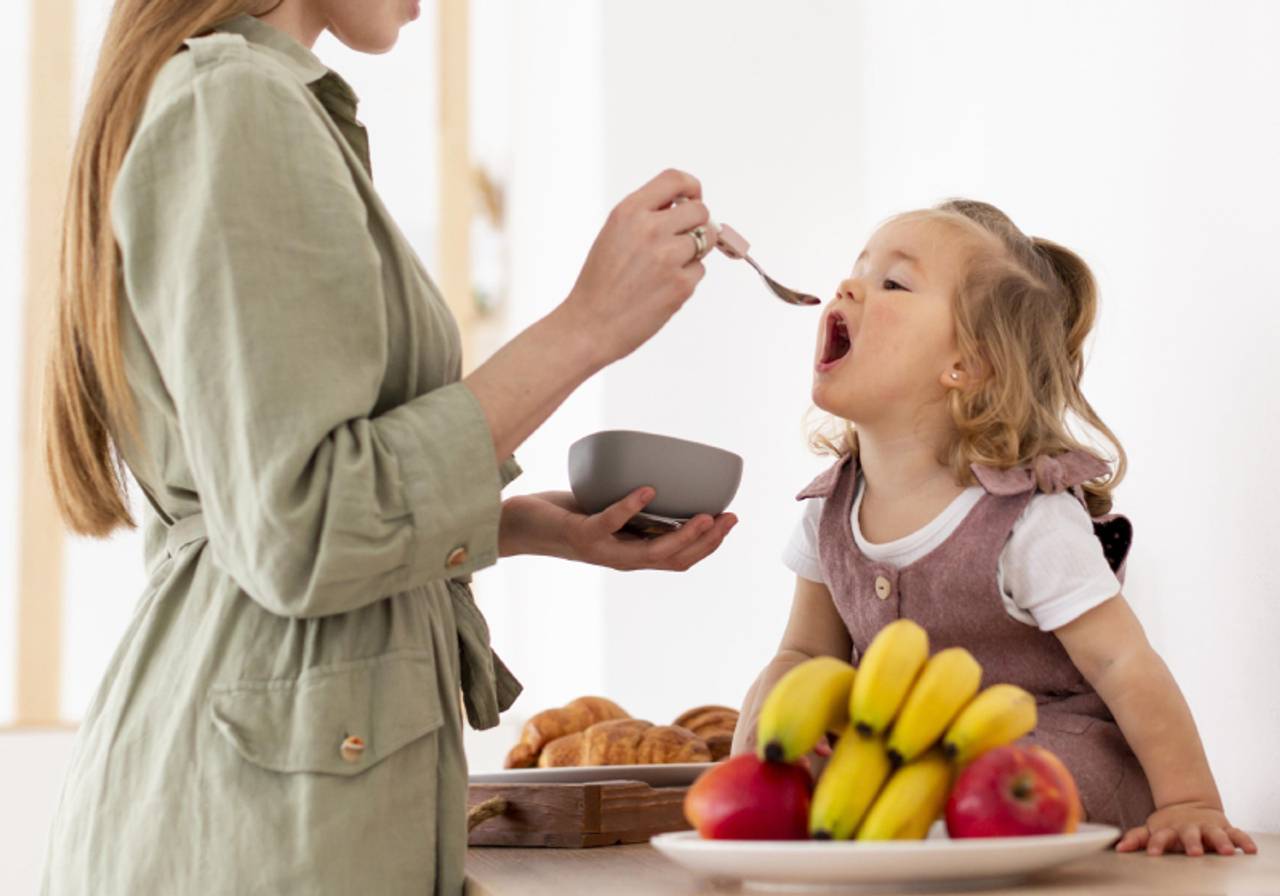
[209,649,443,776]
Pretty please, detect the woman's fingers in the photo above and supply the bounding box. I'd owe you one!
[638,514,718,565]
[587,487,656,538]
[1228,827,1259,854]
[586,514,706,569]
[588,510,736,571]
[566,167,716,366]
[633,168,702,210]
[1115,826,1149,852]
[660,514,737,571]
[662,198,711,236]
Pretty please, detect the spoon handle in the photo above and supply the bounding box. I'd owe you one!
[713,223,750,260]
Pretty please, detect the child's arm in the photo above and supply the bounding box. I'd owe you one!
[1053,595,1258,856]
[731,575,853,756]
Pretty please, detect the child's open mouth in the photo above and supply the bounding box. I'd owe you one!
[817,311,852,372]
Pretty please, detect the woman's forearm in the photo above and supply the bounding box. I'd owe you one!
[497,494,575,559]
[465,170,715,464]
[1094,646,1223,810]
[465,303,605,463]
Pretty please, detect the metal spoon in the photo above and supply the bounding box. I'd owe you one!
[713,223,821,306]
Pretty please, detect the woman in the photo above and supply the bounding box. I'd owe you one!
[41,1,735,892]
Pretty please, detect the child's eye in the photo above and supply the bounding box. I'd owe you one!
[883,278,907,291]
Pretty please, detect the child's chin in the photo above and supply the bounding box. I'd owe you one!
[811,382,858,420]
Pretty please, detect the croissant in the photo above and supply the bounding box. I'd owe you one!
[672,705,739,762]
[504,696,629,769]
[672,705,739,740]
[538,719,712,768]
[702,734,733,762]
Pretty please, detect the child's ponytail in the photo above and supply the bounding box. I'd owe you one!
[1031,238,1095,376]
[1027,236,1126,517]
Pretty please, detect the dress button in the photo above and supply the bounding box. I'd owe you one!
[340,735,366,763]
[874,576,892,600]
[446,546,469,569]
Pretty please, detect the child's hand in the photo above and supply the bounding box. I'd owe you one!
[1116,802,1258,856]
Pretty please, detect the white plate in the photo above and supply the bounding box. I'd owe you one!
[651,822,1120,891]
[469,762,713,787]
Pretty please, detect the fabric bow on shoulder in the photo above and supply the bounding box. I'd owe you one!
[971,450,1111,497]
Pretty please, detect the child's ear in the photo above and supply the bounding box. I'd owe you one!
[941,356,985,390]
[940,363,969,390]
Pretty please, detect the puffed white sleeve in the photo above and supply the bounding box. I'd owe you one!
[1000,492,1122,631]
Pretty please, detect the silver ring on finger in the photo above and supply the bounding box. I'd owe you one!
[688,225,709,262]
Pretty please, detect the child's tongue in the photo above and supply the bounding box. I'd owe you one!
[823,315,852,364]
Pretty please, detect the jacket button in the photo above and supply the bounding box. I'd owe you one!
[340,735,366,763]
[874,576,892,600]
[446,546,469,569]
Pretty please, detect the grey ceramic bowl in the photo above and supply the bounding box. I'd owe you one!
[568,430,744,520]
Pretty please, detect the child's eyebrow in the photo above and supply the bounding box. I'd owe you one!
[854,248,924,272]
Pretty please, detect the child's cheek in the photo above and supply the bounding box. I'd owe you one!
[861,302,906,357]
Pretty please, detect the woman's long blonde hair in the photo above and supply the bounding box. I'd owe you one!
[45,0,267,536]
[812,199,1126,517]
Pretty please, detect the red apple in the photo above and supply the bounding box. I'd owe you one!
[945,745,1082,838]
[684,753,812,840]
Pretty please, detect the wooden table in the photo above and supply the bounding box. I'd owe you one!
[467,833,1277,895]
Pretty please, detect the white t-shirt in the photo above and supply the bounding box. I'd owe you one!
[782,478,1121,631]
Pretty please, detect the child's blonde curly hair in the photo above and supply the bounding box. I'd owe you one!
[811,198,1125,518]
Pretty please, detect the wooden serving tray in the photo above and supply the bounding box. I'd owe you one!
[466,780,692,848]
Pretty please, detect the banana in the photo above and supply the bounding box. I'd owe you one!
[941,683,1037,767]
[756,656,856,764]
[850,619,930,736]
[886,647,983,767]
[855,749,952,841]
[808,727,893,839]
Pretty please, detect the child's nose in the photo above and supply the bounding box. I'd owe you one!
[837,277,863,303]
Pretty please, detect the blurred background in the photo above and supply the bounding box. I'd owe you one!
[3,0,1278,890]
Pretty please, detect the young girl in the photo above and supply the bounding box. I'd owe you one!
[733,199,1257,857]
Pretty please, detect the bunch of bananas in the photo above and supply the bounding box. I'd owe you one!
[756,619,1037,840]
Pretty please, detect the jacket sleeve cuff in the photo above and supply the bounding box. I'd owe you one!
[381,381,510,584]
